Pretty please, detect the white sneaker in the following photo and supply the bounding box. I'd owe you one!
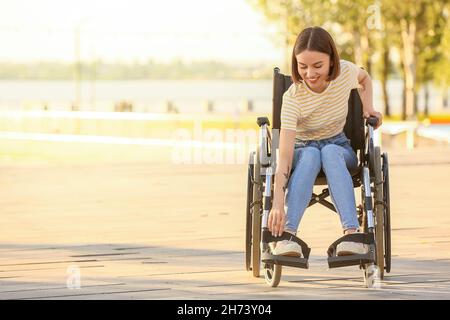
[269,240,302,257]
[336,241,369,256]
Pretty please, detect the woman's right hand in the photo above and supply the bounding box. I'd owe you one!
[268,205,286,237]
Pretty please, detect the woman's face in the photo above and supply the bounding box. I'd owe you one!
[296,50,332,92]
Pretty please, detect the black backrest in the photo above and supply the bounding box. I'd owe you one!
[271,67,365,153]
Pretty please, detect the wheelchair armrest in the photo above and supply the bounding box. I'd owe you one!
[257,117,270,127]
[257,117,274,168]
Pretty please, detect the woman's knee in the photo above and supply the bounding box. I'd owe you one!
[321,144,357,171]
[298,147,321,172]
[321,144,345,166]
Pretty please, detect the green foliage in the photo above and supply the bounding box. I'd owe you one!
[431,5,450,89]
[249,0,449,80]
[248,0,450,116]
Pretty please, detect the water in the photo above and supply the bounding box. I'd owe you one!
[0,80,273,114]
[0,79,448,115]
[418,124,450,143]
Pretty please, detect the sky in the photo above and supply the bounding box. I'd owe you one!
[0,0,284,64]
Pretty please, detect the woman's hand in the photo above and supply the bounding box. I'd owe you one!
[363,109,383,130]
[268,205,286,237]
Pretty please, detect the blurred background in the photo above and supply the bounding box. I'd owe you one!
[0,0,449,164]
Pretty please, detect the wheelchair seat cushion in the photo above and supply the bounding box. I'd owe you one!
[314,165,361,185]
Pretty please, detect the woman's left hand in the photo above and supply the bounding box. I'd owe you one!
[363,110,383,130]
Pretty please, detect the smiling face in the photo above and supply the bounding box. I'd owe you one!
[296,50,333,93]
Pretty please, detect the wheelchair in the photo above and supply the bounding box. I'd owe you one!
[245,67,391,288]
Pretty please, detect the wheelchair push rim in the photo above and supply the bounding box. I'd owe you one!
[382,152,392,273]
[245,159,254,272]
[373,146,385,279]
[251,148,262,278]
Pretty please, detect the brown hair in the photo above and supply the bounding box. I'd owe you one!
[291,26,340,84]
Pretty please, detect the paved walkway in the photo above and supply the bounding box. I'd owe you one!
[1,146,450,299]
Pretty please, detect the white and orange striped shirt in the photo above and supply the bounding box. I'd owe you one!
[280,59,361,141]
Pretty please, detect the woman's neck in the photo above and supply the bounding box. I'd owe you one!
[306,80,330,93]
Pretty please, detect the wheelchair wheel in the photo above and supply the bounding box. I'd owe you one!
[251,148,262,278]
[373,146,385,279]
[264,264,282,287]
[382,152,391,273]
[245,156,254,272]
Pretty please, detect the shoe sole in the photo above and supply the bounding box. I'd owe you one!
[274,251,302,257]
[337,251,366,256]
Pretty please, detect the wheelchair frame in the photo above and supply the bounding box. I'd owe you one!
[245,68,391,288]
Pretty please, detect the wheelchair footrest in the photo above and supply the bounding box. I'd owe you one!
[261,229,311,260]
[327,252,374,269]
[327,233,375,268]
[261,252,309,269]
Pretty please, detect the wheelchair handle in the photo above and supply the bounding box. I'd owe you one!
[366,116,379,127]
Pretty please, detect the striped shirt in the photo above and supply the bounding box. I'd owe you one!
[280,59,361,141]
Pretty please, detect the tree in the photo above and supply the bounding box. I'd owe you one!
[431,4,450,109]
[249,0,382,103]
[415,0,447,116]
[250,0,450,118]
[248,0,334,71]
[330,0,375,72]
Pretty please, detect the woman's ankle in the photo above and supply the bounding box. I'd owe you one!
[284,229,297,236]
[344,228,359,235]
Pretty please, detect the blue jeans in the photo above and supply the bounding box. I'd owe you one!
[284,132,359,234]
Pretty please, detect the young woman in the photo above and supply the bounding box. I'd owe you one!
[268,26,382,257]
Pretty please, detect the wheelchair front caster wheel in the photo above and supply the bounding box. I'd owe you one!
[264,264,282,287]
[363,263,381,289]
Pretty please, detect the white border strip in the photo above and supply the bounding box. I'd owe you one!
[0,132,241,150]
[0,110,238,121]
[416,127,450,144]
